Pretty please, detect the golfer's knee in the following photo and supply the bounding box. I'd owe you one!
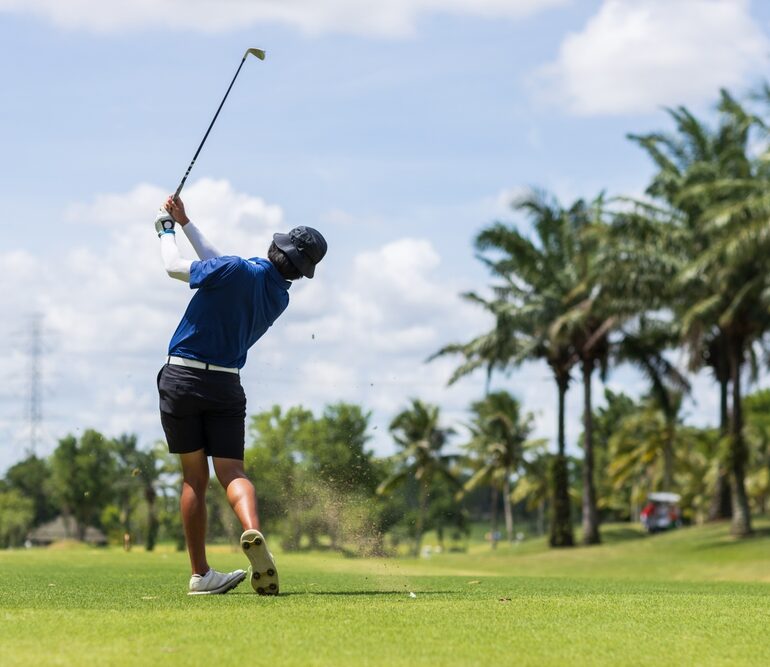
[213,460,248,487]
[219,471,249,490]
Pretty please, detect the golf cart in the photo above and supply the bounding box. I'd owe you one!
[640,492,682,533]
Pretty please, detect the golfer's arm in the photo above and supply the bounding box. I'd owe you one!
[182,222,221,260]
[159,233,193,282]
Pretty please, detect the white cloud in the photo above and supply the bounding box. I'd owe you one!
[65,179,282,257]
[354,238,444,310]
[538,0,768,115]
[0,0,568,36]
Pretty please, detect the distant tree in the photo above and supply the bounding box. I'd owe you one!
[301,403,379,495]
[154,453,185,552]
[4,455,57,526]
[451,190,585,547]
[612,317,691,492]
[676,426,722,524]
[247,405,313,526]
[111,434,141,545]
[0,490,34,548]
[581,389,637,520]
[247,404,390,553]
[131,441,169,551]
[744,390,770,514]
[459,391,538,546]
[426,473,470,552]
[510,440,552,537]
[378,399,457,557]
[548,194,623,545]
[50,430,116,541]
[608,392,696,518]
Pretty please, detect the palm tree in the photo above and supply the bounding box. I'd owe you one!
[701,336,733,520]
[613,317,691,491]
[133,444,172,551]
[430,293,522,393]
[629,91,769,536]
[609,391,717,523]
[585,389,637,520]
[673,92,770,536]
[510,440,551,536]
[676,426,725,525]
[548,194,630,545]
[377,399,456,557]
[435,189,586,547]
[111,435,169,551]
[112,434,140,545]
[744,389,770,515]
[629,103,735,516]
[458,391,539,546]
[608,393,679,517]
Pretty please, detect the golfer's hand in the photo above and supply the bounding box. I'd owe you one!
[165,196,190,226]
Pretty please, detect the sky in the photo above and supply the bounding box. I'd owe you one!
[2,0,770,473]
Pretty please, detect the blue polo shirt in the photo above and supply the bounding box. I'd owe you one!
[167,256,290,369]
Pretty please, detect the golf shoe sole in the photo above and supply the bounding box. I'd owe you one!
[241,529,279,596]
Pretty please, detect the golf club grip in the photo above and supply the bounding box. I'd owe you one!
[174,56,248,199]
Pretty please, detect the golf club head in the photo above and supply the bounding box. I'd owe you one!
[245,48,266,61]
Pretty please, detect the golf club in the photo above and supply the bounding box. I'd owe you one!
[173,47,266,199]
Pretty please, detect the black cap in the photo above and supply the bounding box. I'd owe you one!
[273,226,327,279]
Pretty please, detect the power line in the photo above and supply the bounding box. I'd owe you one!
[26,313,44,457]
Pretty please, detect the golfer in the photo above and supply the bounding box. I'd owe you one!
[154,195,327,595]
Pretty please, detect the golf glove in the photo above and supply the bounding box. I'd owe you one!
[154,209,176,237]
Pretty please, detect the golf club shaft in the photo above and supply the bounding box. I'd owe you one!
[173,55,249,200]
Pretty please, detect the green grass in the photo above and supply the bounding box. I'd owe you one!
[2,521,770,666]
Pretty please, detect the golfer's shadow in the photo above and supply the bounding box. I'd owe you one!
[281,590,452,597]
[230,590,452,597]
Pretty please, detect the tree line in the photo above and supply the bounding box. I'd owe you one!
[2,384,769,554]
[0,432,178,550]
[433,84,770,545]
[0,404,461,555]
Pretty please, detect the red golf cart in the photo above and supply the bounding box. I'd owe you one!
[640,492,682,533]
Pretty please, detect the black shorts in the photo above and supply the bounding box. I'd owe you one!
[157,363,247,460]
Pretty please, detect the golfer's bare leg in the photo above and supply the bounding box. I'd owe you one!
[213,457,260,531]
[180,450,210,575]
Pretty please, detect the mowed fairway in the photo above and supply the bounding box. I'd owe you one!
[2,522,770,666]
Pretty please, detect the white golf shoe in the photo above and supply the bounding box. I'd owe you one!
[240,529,279,595]
[188,567,246,595]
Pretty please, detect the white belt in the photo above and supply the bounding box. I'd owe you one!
[167,355,239,375]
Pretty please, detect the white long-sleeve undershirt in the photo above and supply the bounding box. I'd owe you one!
[160,221,223,282]
[160,233,193,282]
[183,221,222,260]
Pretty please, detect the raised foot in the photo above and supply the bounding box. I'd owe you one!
[240,529,279,596]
